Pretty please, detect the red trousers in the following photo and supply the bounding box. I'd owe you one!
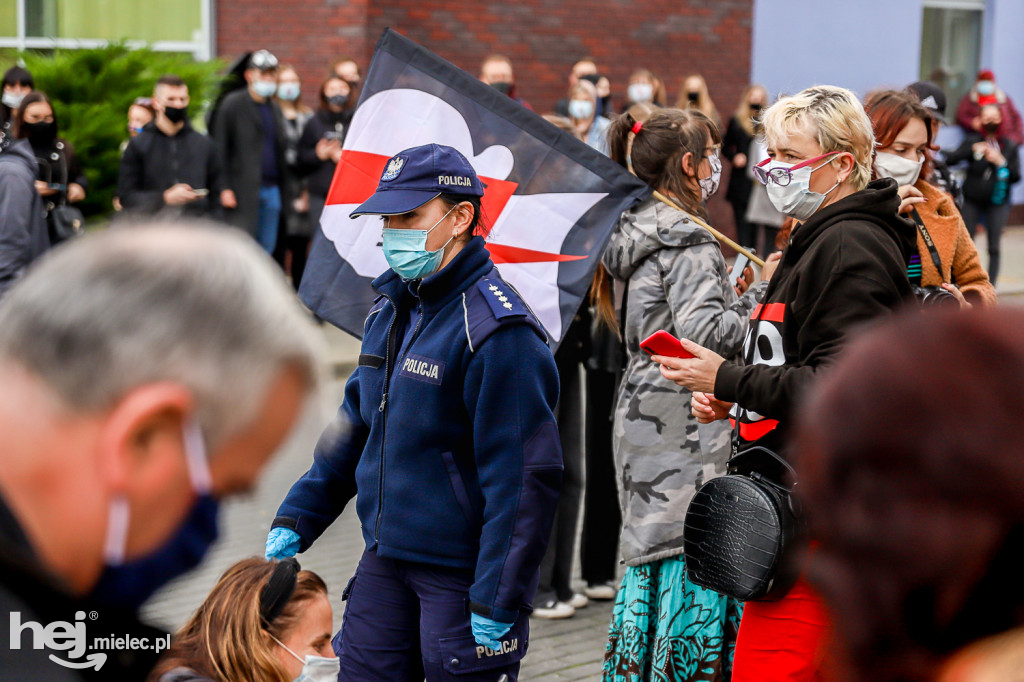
[732,577,831,681]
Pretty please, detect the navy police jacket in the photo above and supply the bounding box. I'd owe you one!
[273,236,562,622]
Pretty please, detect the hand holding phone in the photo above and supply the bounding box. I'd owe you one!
[729,253,751,286]
[639,330,695,359]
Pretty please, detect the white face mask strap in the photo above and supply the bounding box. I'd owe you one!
[183,418,212,495]
[102,496,130,565]
[270,633,307,665]
[426,203,459,237]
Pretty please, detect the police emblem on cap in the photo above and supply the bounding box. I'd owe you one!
[381,156,406,182]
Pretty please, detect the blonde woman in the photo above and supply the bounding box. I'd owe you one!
[567,79,612,154]
[677,74,720,129]
[723,84,769,248]
[151,559,335,682]
[656,86,917,680]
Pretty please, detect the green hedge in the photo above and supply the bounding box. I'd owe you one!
[3,44,225,217]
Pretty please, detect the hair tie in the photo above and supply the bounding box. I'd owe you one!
[260,557,300,628]
[631,121,643,135]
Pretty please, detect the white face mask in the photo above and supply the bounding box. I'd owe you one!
[568,99,594,120]
[699,150,723,201]
[762,156,843,221]
[874,151,923,187]
[273,635,341,682]
[628,82,653,104]
[2,91,25,110]
[102,419,212,565]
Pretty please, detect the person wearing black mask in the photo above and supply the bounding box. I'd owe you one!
[118,74,222,217]
[944,103,1021,284]
[295,75,353,286]
[13,91,87,232]
[478,53,533,110]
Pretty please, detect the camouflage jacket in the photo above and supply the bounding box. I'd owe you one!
[602,197,760,566]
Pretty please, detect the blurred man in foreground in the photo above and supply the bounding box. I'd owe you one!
[0,223,322,679]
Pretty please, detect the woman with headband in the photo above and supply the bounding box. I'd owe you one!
[151,558,336,682]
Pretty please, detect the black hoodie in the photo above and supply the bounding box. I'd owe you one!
[714,178,917,454]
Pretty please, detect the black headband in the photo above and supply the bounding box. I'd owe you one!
[259,557,300,627]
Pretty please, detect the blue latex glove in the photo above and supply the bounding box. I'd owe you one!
[470,613,513,651]
[265,527,302,560]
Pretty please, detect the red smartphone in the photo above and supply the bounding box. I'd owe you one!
[639,330,695,359]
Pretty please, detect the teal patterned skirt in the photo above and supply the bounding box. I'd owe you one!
[603,555,742,682]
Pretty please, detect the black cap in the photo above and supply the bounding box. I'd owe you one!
[907,81,948,124]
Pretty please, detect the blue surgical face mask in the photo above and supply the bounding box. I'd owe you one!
[277,82,301,102]
[89,420,220,610]
[381,204,458,280]
[253,80,277,99]
[977,80,996,96]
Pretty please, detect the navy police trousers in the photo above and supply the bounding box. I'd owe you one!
[334,549,529,681]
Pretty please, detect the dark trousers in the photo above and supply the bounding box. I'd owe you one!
[580,367,621,584]
[335,549,529,681]
[536,355,584,603]
[962,200,1010,282]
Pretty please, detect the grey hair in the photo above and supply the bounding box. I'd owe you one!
[0,221,324,450]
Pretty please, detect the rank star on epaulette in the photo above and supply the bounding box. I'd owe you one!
[488,285,498,292]
[503,302,513,310]
[494,290,504,297]
[498,296,508,303]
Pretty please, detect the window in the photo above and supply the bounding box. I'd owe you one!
[919,1,985,120]
[0,0,212,59]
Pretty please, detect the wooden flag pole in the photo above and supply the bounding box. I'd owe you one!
[651,190,765,268]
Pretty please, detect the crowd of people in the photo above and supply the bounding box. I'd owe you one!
[1,45,1023,682]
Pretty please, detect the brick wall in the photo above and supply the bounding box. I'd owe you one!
[217,0,753,240]
[216,0,372,107]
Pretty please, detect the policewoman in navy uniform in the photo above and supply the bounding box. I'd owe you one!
[266,143,563,681]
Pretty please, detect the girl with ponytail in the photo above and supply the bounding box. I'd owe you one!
[600,107,763,681]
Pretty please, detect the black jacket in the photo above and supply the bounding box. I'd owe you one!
[297,108,351,198]
[722,115,754,207]
[945,133,1021,207]
[714,178,917,454]
[0,494,166,680]
[117,120,223,217]
[211,89,285,234]
[0,139,49,298]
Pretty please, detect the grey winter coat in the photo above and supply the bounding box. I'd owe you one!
[0,139,49,298]
[602,197,760,566]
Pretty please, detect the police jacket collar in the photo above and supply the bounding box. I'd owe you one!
[372,236,494,313]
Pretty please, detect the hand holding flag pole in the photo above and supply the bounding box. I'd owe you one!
[651,190,765,268]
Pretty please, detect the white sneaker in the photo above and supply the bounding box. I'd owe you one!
[584,582,617,600]
[568,592,589,609]
[532,598,576,619]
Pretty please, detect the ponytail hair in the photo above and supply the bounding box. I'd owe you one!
[608,106,720,217]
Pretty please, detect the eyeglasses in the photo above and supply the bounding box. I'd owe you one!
[753,151,842,187]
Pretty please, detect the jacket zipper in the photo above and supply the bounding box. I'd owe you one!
[374,292,399,543]
[373,285,426,543]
